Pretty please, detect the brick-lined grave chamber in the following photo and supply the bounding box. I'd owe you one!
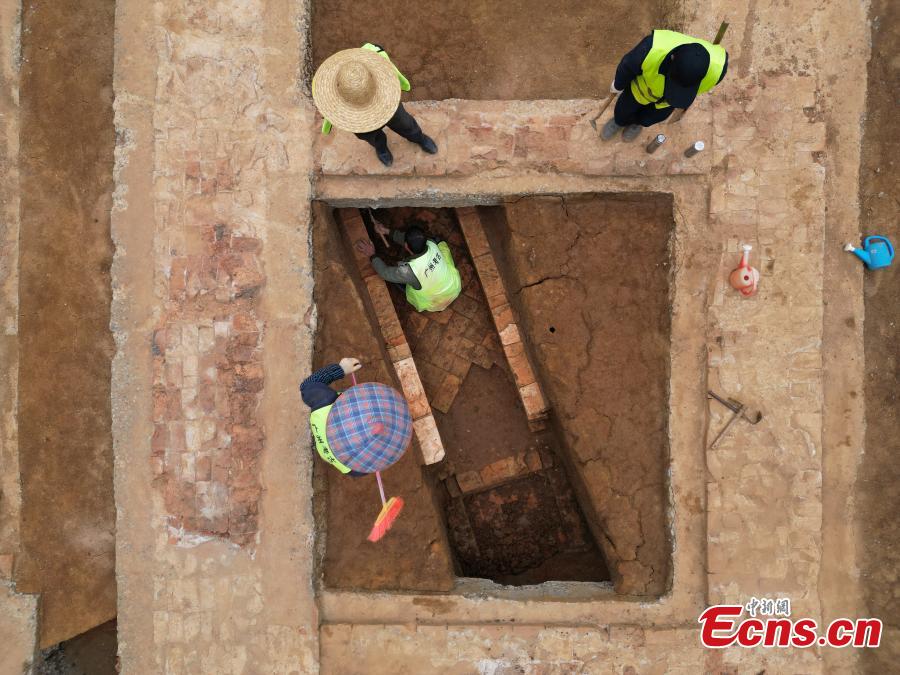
[311,195,674,594]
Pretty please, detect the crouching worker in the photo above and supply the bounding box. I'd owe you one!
[300,358,412,476]
[356,224,462,312]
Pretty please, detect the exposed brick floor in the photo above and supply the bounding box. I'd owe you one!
[151,221,266,546]
[371,208,511,415]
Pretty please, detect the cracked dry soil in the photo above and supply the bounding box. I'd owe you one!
[484,194,674,595]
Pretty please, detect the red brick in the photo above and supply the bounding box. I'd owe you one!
[169,258,188,298]
[479,457,523,486]
[505,341,536,387]
[431,373,462,414]
[472,253,505,301]
[520,382,549,419]
[446,310,470,338]
[407,312,429,337]
[196,455,212,482]
[454,337,476,361]
[417,321,444,355]
[491,303,514,332]
[393,357,431,420]
[456,470,483,493]
[499,322,521,346]
[448,355,472,380]
[456,207,491,258]
[387,342,412,362]
[151,423,168,456]
[412,415,445,465]
[232,312,257,332]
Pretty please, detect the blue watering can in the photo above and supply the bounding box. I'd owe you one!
[845,236,894,270]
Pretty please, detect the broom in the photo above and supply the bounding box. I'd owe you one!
[349,373,404,541]
[367,470,404,542]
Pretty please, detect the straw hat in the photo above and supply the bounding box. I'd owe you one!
[312,48,402,133]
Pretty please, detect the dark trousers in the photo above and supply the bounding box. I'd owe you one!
[355,102,426,153]
[614,87,676,128]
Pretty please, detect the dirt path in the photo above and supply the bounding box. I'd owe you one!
[15,0,117,647]
[859,0,900,668]
[485,195,673,596]
[311,0,677,100]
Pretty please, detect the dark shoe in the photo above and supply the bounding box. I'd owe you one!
[418,135,438,154]
[376,148,394,167]
[601,118,623,140]
[622,124,642,142]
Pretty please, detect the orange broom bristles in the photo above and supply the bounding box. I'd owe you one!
[367,496,404,542]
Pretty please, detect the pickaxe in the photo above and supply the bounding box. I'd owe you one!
[707,389,762,450]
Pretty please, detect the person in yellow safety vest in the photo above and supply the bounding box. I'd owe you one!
[602,30,729,142]
[356,223,462,313]
[300,357,367,476]
[311,43,438,167]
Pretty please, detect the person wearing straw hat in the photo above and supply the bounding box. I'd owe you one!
[312,43,438,167]
[300,358,413,476]
[602,30,729,142]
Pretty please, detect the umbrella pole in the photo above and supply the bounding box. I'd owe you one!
[375,471,387,506]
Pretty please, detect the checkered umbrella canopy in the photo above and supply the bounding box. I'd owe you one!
[326,382,412,473]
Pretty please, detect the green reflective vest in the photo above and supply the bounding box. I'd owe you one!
[320,43,411,135]
[405,240,462,313]
[631,30,727,109]
[310,404,352,474]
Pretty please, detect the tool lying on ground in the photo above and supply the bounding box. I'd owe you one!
[346,372,405,542]
[844,235,894,270]
[588,92,619,132]
[707,390,762,450]
[668,20,729,125]
[729,244,760,296]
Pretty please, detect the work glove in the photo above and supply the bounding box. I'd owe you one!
[339,357,362,375]
[610,81,623,94]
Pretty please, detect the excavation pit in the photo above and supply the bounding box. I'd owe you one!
[310,0,682,100]
[312,194,674,595]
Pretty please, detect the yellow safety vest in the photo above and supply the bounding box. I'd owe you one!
[310,404,352,474]
[631,30,727,109]
[405,241,462,313]
[318,43,411,135]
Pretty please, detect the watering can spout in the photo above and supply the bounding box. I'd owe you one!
[850,247,872,266]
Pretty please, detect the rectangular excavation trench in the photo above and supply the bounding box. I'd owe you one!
[310,0,682,100]
[311,193,674,596]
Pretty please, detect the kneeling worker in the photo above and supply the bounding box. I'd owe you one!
[356,223,462,313]
[603,29,728,142]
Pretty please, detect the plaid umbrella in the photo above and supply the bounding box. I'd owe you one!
[326,382,412,473]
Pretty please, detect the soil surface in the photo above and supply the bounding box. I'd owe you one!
[15,0,117,647]
[484,195,674,596]
[311,205,456,591]
[311,0,679,101]
[34,620,117,675]
[859,0,899,669]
